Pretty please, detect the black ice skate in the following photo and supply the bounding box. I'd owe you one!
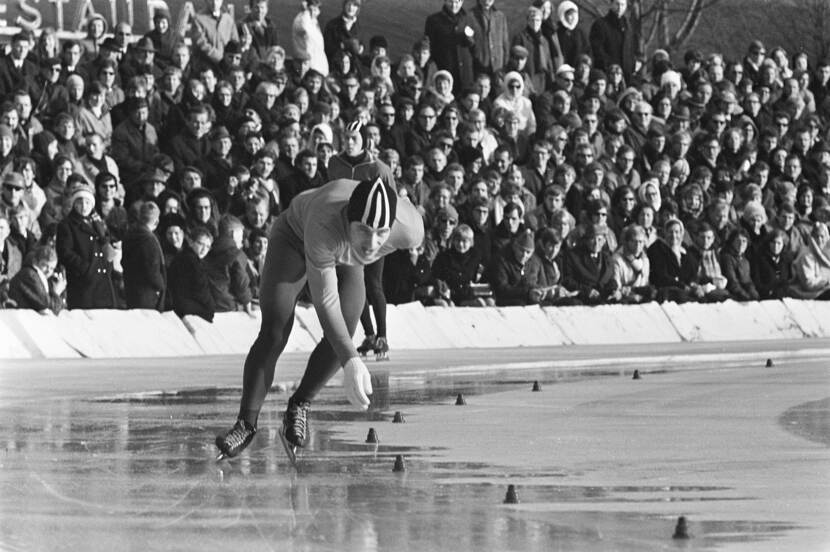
[374,336,389,361]
[215,419,256,460]
[357,334,376,357]
[280,397,311,467]
[283,397,311,442]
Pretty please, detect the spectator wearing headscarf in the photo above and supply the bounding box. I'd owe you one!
[555,1,589,68]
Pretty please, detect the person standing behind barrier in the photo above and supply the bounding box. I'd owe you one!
[168,225,216,321]
[554,1,590,68]
[56,182,117,309]
[122,202,166,310]
[589,0,637,83]
[468,0,509,78]
[327,121,396,359]
[293,0,329,77]
[206,214,253,314]
[425,0,477,95]
[187,0,239,74]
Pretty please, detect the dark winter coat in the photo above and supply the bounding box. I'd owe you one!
[56,210,116,309]
[751,251,792,300]
[720,248,760,301]
[469,3,510,74]
[122,225,166,310]
[589,10,636,80]
[8,265,63,313]
[562,245,612,302]
[647,240,700,290]
[431,246,483,303]
[168,246,215,321]
[205,236,252,312]
[489,246,532,306]
[424,6,476,94]
[382,248,432,305]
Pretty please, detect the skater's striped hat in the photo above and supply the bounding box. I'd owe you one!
[348,176,396,230]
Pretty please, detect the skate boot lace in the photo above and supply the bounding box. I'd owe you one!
[286,400,311,441]
[224,420,254,450]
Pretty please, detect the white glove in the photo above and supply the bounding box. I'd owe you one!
[343,357,373,410]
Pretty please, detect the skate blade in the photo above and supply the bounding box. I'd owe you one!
[278,427,299,468]
[216,452,226,462]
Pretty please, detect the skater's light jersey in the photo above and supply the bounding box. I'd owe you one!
[282,178,424,361]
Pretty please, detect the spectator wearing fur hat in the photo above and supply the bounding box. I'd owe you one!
[55,181,117,308]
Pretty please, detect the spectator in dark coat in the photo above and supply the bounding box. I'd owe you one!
[279,149,325,209]
[122,202,166,310]
[241,0,281,60]
[7,245,65,313]
[554,1,590,68]
[589,0,637,81]
[424,0,477,94]
[168,225,215,321]
[111,97,160,189]
[562,223,613,304]
[512,6,557,93]
[382,246,433,305]
[323,0,362,60]
[489,229,537,306]
[647,218,704,303]
[719,228,760,301]
[205,214,253,313]
[0,33,41,100]
[525,226,580,305]
[167,104,212,177]
[1,212,24,296]
[431,224,487,305]
[469,0,510,76]
[55,182,117,309]
[751,228,792,300]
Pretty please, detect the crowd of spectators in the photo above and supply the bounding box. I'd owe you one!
[2,0,830,321]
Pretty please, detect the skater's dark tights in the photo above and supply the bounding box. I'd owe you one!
[359,258,387,338]
[238,317,293,426]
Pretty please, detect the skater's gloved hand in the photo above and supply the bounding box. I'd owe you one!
[343,357,373,410]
